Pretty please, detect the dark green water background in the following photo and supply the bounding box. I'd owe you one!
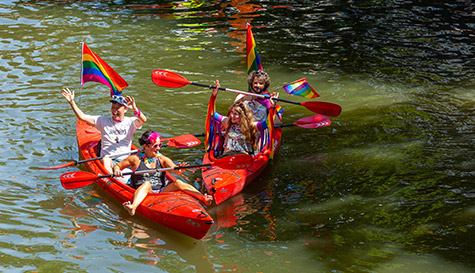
[0,0,473,272]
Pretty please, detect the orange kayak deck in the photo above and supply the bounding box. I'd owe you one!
[202,128,282,205]
[76,119,213,240]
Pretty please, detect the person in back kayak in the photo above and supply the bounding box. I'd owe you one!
[235,70,282,124]
[61,88,147,174]
[212,81,276,157]
[113,130,213,216]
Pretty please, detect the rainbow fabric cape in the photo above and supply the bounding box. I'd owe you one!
[266,106,276,160]
[283,78,319,99]
[81,42,128,96]
[246,24,263,75]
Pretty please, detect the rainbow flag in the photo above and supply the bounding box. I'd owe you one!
[283,78,319,99]
[246,24,263,75]
[276,104,284,118]
[81,42,128,96]
[266,106,276,160]
[205,91,217,152]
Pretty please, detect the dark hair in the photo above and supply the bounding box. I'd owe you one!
[138,130,156,146]
[247,70,271,91]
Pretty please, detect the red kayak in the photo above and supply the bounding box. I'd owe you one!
[201,94,282,205]
[76,119,213,239]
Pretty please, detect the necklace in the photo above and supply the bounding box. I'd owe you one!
[144,156,156,164]
[112,117,123,143]
[139,151,157,164]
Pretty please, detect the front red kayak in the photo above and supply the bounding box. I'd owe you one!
[76,119,213,239]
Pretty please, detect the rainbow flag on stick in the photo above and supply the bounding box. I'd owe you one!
[81,42,128,96]
[246,24,263,75]
[266,106,276,160]
[283,78,319,99]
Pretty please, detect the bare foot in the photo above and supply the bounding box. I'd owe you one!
[122,201,136,216]
[204,194,214,206]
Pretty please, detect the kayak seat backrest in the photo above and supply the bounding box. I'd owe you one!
[96,139,101,156]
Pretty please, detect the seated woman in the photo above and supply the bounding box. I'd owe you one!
[212,81,276,157]
[113,130,213,216]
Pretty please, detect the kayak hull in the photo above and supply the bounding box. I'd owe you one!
[202,128,282,205]
[76,120,213,239]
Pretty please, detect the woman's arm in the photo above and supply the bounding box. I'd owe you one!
[62,88,96,125]
[126,96,147,128]
[113,154,139,177]
[159,155,187,175]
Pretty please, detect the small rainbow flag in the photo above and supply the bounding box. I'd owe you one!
[266,106,276,160]
[246,24,263,75]
[276,104,284,118]
[283,78,319,99]
[81,42,128,96]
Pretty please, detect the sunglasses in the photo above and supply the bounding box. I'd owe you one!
[255,71,268,77]
[150,143,162,149]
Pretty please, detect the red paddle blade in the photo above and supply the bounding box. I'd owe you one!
[294,114,331,129]
[60,171,98,189]
[39,161,75,170]
[152,70,191,88]
[301,101,342,117]
[213,154,253,169]
[166,134,201,148]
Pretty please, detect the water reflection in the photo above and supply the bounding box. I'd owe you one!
[1,0,474,272]
[111,223,216,271]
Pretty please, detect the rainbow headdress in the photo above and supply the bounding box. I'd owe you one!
[81,42,128,96]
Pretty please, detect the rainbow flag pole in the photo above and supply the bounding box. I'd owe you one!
[81,42,128,96]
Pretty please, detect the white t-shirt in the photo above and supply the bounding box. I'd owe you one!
[93,116,141,161]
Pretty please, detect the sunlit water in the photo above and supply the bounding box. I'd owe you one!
[0,1,473,272]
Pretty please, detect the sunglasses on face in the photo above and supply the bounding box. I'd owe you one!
[150,143,162,149]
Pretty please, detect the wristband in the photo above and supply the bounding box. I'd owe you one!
[134,109,141,118]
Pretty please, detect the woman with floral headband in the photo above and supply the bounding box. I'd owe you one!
[113,130,213,216]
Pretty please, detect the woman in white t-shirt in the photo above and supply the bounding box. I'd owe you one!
[61,88,147,173]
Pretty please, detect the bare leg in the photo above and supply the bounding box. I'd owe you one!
[123,181,152,216]
[102,156,113,174]
[163,180,213,206]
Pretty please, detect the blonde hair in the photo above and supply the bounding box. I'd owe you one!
[226,101,258,150]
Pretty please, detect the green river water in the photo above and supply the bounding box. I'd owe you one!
[0,1,473,272]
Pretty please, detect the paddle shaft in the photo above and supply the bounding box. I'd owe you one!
[275,123,293,128]
[190,82,302,106]
[75,150,138,166]
[103,163,213,179]
[61,153,252,188]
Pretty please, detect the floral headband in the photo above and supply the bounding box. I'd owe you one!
[147,132,162,144]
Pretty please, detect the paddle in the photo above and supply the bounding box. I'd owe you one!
[160,133,202,148]
[40,134,202,170]
[275,114,331,129]
[60,154,253,189]
[152,69,342,117]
